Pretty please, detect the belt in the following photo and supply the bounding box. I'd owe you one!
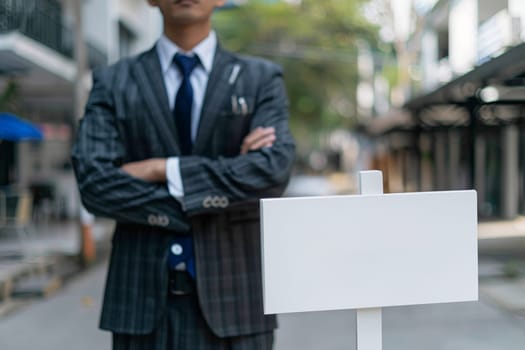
[168,270,195,296]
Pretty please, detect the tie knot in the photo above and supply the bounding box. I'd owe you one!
[173,53,200,78]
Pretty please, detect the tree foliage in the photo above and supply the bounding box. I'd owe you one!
[0,80,19,112]
[214,0,378,152]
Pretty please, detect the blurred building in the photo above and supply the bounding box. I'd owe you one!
[360,0,525,220]
[0,0,161,218]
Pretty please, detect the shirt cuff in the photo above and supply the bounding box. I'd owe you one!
[166,157,184,204]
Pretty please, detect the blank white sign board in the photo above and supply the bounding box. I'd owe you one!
[261,190,478,315]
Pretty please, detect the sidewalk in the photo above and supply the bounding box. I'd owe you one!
[1,216,525,349]
[0,261,524,350]
[0,219,114,317]
[0,262,110,350]
[476,216,525,317]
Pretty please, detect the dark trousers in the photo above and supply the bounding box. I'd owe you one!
[112,292,273,350]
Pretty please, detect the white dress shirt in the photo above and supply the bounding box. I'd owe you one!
[156,31,217,203]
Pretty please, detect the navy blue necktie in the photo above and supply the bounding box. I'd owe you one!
[173,53,200,155]
[169,53,199,278]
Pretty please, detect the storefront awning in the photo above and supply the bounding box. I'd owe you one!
[0,112,43,141]
[406,42,525,110]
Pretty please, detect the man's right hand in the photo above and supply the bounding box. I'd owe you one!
[121,158,166,183]
[240,127,276,155]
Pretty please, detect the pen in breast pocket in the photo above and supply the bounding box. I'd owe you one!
[238,97,248,116]
[231,95,238,114]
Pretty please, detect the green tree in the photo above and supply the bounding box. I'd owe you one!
[0,80,19,112]
[214,0,378,153]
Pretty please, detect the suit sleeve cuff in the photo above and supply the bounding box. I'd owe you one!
[166,157,185,205]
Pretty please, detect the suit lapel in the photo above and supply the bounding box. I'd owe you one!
[193,46,239,155]
[131,47,181,154]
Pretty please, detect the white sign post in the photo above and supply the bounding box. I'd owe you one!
[260,170,478,350]
[356,171,383,350]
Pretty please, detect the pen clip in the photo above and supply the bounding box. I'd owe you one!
[238,97,248,116]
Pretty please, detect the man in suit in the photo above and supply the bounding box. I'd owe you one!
[72,0,295,349]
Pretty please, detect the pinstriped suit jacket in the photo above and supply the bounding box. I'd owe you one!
[71,44,295,337]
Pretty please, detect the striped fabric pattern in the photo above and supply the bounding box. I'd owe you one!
[113,293,273,350]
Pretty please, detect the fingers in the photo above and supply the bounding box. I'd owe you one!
[244,134,276,154]
[241,127,276,155]
[242,127,275,146]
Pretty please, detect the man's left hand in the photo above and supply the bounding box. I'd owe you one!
[240,127,276,155]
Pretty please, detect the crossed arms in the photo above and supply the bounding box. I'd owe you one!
[120,126,277,183]
[72,66,295,232]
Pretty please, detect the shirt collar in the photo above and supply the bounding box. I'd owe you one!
[156,31,217,75]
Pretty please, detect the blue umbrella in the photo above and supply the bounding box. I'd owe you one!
[0,113,43,141]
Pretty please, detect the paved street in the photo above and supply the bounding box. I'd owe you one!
[0,262,110,350]
[1,187,525,349]
[1,260,525,350]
